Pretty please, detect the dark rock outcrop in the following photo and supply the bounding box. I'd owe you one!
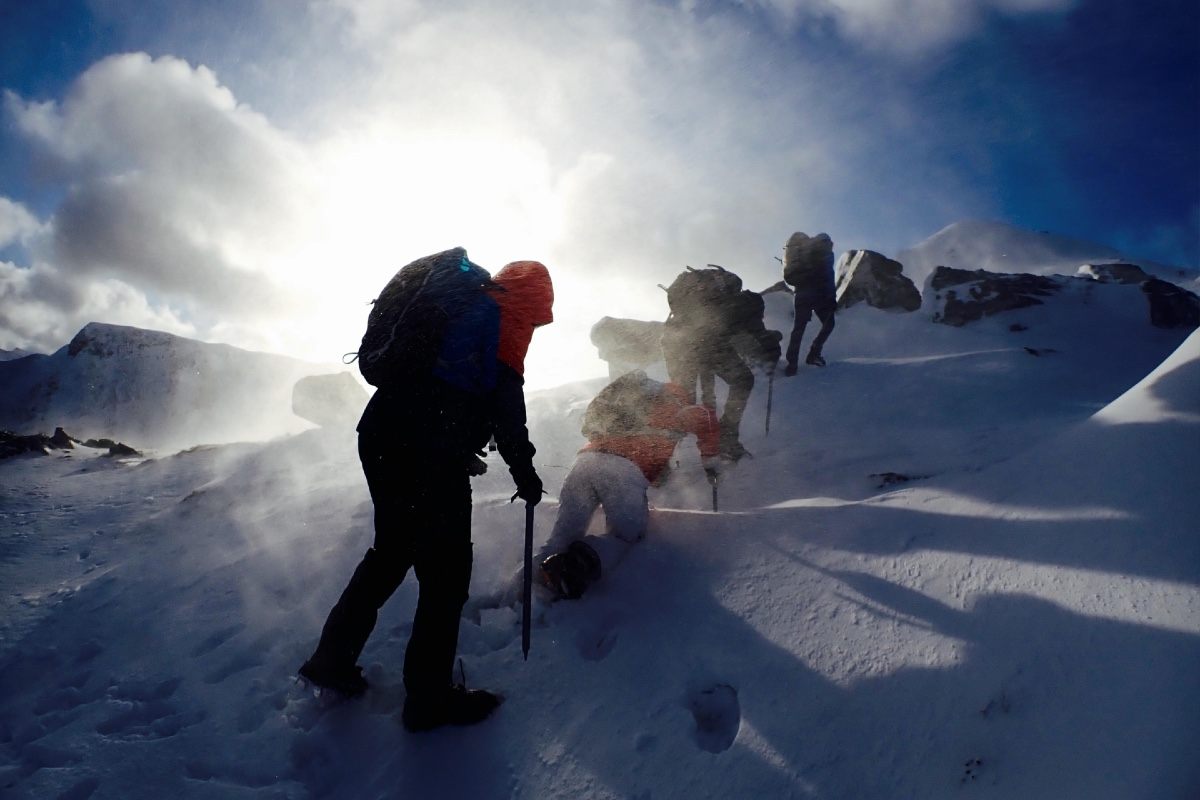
[0,430,52,458]
[928,267,1064,326]
[1142,278,1200,329]
[49,427,75,448]
[79,438,140,456]
[835,251,922,312]
[0,427,133,459]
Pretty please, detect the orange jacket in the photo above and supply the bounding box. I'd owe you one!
[488,261,554,376]
[584,383,719,484]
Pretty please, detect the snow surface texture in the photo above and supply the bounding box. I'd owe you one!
[1,281,1198,798]
[897,220,1196,290]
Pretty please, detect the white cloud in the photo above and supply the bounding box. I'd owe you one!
[3,53,331,357]
[0,259,194,353]
[744,0,1076,55]
[0,197,42,249]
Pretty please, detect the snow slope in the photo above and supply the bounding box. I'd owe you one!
[0,287,1197,798]
[0,322,347,451]
[897,220,1197,290]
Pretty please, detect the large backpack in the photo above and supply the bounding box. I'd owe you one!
[783,232,834,289]
[665,265,775,346]
[726,289,782,366]
[356,247,495,389]
[665,266,743,328]
[581,370,668,440]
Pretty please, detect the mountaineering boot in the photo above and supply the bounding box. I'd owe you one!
[805,350,826,367]
[721,439,750,461]
[298,657,368,698]
[783,362,798,377]
[402,685,504,732]
[538,540,602,600]
[718,426,751,462]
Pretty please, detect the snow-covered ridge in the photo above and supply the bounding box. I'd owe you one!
[0,347,34,361]
[896,219,1195,290]
[0,321,350,451]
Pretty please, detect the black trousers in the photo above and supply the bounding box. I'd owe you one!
[310,434,472,695]
[664,336,753,445]
[786,293,836,365]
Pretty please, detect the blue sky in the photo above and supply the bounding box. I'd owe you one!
[0,0,1196,381]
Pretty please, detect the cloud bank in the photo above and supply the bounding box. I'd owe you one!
[0,0,1086,385]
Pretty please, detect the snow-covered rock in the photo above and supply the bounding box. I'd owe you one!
[925,266,1200,332]
[835,249,921,312]
[899,219,1195,289]
[926,267,1066,326]
[1077,262,1150,284]
[291,372,369,430]
[590,316,665,378]
[0,322,337,451]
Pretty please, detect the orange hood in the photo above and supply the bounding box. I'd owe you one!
[489,260,554,376]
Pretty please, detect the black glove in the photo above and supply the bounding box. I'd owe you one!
[466,452,488,476]
[510,466,544,506]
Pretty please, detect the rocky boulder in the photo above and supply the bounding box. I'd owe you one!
[291,372,369,429]
[48,427,75,449]
[1077,262,1151,284]
[928,267,1064,327]
[1142,278,1200,329]
[835,250,922,312]
[590,316,665,378]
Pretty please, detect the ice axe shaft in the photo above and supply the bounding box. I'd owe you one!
[522,503,534,660]
[765,370,775,436]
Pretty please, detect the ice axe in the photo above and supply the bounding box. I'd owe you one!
[522,503,534,660]
[765,368,775,436]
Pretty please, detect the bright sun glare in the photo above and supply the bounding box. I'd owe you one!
[271,127,608,388]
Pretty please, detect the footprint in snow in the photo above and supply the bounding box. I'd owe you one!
[203,652,262,684]
[190,623,245,657]
[687,683,740,753]
[95,695,204,740]
[575,619,619,661]
[94,676,202,740]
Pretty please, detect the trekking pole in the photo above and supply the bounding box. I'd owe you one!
[765,368,775,436]
[707,470,719,512]
[522,503,534,661]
